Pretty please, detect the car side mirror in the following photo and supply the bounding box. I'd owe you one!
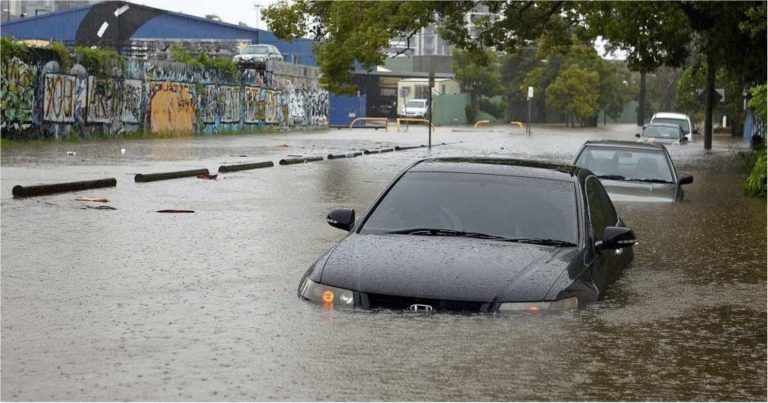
[598,226,637,250]
[678,173,693,185]
[635,133,641,138]
[327,208,355,231]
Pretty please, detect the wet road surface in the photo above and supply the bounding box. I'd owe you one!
[2,124,765,400]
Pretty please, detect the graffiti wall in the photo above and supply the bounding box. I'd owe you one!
[0,57,328,139]
[1,58,37,130]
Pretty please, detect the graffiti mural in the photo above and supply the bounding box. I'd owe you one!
[0,58,37,129]
[2,56,328,138]
[43,74,85,123]
[219,86,240,123]
[149,81,196,134]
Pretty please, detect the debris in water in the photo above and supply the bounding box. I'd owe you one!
[67,151,77,156]
[120,148,126,154]
[75,196,109,202]
[81,205,117,210]
[197,173,218,180]
[277,144,290,147]
[157,209,195,213]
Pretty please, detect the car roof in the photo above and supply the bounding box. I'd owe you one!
[652,112,688,119]
[409,157,582,181]
[645,123,682,130]
[582,140,666,151]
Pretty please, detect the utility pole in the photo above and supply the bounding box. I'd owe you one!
[428,71,434,149]
[254,3,262,30]
[527,86,534,136]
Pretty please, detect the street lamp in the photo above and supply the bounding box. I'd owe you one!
[254,2,262,30]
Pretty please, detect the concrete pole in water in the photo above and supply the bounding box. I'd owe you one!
[527,86,534,136]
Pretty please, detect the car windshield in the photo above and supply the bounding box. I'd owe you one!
[642,125,681,139]
[575,147,674,182]
[243,45,270,54]
[405,100,426,108]
[360,172,579,244]
[652,117,689,133]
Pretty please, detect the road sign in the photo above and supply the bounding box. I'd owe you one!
[698,88,725,104]
[527,86,534,99]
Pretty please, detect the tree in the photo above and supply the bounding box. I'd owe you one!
[263,1,566,94]
[575,2,690,126]
[452,49,501,122]
[545,64,599,127]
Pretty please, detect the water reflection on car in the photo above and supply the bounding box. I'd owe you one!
[298,158,636,313]
[574,140,693,202]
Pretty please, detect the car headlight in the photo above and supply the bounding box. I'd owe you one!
[498,296,578,313]
[299,277,355,307]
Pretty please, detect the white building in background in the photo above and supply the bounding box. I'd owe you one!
[387,4,501,57]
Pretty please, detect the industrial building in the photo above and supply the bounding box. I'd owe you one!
[0,0,316,65]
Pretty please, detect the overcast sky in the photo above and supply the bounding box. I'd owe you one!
[137,0,276,29]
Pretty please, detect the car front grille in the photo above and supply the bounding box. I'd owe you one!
[362,292,488,312]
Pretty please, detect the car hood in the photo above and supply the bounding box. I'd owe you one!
[317,234,579,302]
[601,179,676,202]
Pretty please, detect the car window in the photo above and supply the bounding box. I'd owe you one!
[361,172,579,244]
[575,147,674,182]
[586,177,617,241]
[642,125,681,139]
[244,45,270,54]
[651,117,690,133]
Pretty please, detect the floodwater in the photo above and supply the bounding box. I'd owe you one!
[1,124,765,400]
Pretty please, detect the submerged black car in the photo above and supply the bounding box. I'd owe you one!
[299,158,636,313]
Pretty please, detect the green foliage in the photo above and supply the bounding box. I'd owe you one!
[1,36,30,62]
[170,45,239,81]
[745,149,767,197]
[47,41,72,70]
[748,85,767,125]
[74,46,123,76]
[452,48,501,120]
[479,98,504,120]
[545,64,600,126]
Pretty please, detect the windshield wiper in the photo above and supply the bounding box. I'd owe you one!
[501,238,577,247]
[385,229,575,246]
[624,178,673,184]
[385,228,506,239]
[597,174,626,180]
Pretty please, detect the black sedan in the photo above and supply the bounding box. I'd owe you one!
[298,158,636,313]
[574,140,694,202]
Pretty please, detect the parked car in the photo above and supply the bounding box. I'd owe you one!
[232,44,283,65]
[574,140,693,202]
[635,123,688,145]
[400,99,429,118]
[650,112,695,141]
[299,158,636,313]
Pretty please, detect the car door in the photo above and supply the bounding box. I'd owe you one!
[585,176,620,293]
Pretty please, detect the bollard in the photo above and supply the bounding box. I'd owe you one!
[363,148,395,155]
[13,177,117,198]
[135,169,209,183]
[279,156,324,165]
[327,152,363,160]
[218,161,274,173]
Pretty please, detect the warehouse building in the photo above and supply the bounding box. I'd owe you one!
[0,0,316,65]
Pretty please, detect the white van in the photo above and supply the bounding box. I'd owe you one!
[400,99,429,118]
[650,112,695,141]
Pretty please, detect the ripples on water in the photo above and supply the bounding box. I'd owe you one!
[1,127,764,400]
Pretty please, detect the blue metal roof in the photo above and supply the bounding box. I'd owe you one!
[1,1,316,65]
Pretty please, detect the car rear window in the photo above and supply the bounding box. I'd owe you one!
[575,147,673,182]
[651,117,690,133]
[642,125,681,139]
[360,172,579,244]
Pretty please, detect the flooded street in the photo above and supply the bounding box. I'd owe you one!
[2,124,765,400]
